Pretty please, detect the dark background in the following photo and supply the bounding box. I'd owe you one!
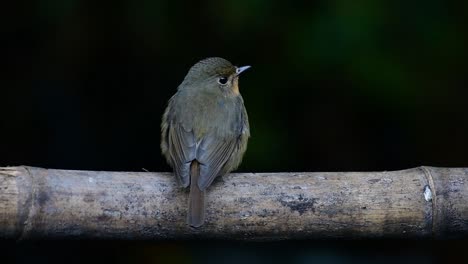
[2,0,468,263]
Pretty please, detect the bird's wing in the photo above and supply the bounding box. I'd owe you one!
[197,99,250,191]
[196,134,239,190]
[167,123,196,187]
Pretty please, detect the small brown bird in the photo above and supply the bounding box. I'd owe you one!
[161,57,250,227]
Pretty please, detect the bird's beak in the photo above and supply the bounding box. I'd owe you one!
[236,65,251,76]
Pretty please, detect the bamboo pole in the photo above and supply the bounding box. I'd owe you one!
[0,166,467,240]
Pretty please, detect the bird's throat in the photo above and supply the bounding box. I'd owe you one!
[231,77,240,96]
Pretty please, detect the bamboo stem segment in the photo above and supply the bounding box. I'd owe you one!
[0,166,467,240]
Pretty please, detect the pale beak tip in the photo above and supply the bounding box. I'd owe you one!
[236,65,251,75]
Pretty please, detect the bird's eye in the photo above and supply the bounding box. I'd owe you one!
[218,76,228,85]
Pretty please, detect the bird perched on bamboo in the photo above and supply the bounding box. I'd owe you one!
[161,57,251,227]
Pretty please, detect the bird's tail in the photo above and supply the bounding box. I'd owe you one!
[188,161,205,227]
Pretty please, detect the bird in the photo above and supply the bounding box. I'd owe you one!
[161,57,251,227]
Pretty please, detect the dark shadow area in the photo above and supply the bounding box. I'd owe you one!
[4,240,468,264]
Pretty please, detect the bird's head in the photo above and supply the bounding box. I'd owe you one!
[181,57,250,96]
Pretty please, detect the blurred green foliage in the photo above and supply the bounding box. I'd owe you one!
[3,0,468,172]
